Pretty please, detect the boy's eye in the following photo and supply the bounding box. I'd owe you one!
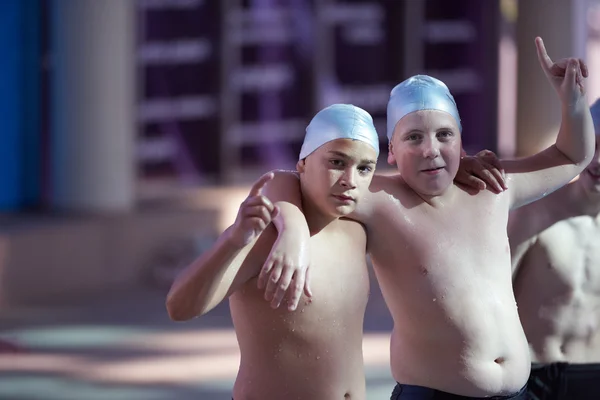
[437,131,453,138]
[358,166,373,174]
[330,159,344,167]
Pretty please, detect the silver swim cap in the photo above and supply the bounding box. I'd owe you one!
[299,104,380,160]
[386,75,462,140]
[591,98,600,133]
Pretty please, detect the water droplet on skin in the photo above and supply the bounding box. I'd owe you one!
[291,328,295,332]
[301,309,305,313]
[316,356,320,360]
[433,298,437,302]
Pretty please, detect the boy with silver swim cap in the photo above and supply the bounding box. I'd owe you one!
[300,103,380,160]
[386,74,462,140]
[261,36,595,399]
[167,104,380,399]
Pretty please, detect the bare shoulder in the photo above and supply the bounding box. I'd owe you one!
[337,218,368,236]
[272,169,299,179]
[262,169,301,203]
[369,173,411,201]
[269,169,300,189]
[370,173,399,190]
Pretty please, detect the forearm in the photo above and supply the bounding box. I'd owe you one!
[166,227,251,321]
[555,98,595,166]
[272,202,310,238]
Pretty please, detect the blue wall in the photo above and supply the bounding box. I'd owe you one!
[0,0,41,211]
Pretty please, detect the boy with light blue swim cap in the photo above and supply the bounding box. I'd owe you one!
[167,103,382,399]
[299,103,380,160]
[386,74,462,142]
[296,103,380,218]
[385,74,465,197]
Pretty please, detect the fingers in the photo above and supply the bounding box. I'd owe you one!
[303,266,313,298]
[564,58,579,88]
[257,258,274,290]
[248,172,275,197]
[488,165,507,191]
[264,264,282,302]
[271,205,280,220]
[242,205,272,228]
[287,271,305,311]
[535,37,553,75]
[463,175,487,191]
[475,166,503,193]
[270,268,295,309]
[243,194,275,214]
[579,58,588,78]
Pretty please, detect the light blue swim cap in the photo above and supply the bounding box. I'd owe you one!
[299,104,380,160]
[386,75,462,141]
[591,98,600,133]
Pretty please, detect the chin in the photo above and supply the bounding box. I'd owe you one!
[334,205,356,217]
[415,182,451,197]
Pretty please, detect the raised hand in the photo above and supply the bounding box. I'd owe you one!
[229,172,279,247]
[535,36,588,104]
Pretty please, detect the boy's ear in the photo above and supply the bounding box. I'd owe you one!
[387,142,396,165]
[296,159,305,173]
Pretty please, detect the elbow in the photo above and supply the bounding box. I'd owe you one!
[572,149,594,172]
[165,293,196,322]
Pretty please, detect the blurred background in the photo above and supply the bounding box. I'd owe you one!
[0,0,599,399]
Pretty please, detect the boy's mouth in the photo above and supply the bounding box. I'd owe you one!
[421,167,444,174]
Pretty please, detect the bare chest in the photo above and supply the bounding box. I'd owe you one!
[234,224,370,323]
[368,189,510,280]
[531,217,600,295]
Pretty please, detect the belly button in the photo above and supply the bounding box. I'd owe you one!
[560,344,566,354]
[494,357,505,364]
[344,393,350,398]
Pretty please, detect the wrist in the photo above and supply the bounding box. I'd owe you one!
[223,226,247,250]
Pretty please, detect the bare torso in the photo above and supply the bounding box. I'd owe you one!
[230,219,370,400]
[513,210,600,364]
[358,174,530,396]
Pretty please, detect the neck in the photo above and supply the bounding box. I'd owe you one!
[568,180,600,217]
[400,176,455,208]
[300,191,337,236]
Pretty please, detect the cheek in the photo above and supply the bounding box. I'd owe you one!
[399,154,419,171]
[442,146,461,164]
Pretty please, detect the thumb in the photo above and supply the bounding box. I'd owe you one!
[271,205,280,219]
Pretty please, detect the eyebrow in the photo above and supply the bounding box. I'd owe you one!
[327,150,376,165]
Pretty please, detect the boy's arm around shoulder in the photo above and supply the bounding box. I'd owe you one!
[257,170,312,311]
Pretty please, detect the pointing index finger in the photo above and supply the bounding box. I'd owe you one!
[249,172,275,197]
[535,37,553,74]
